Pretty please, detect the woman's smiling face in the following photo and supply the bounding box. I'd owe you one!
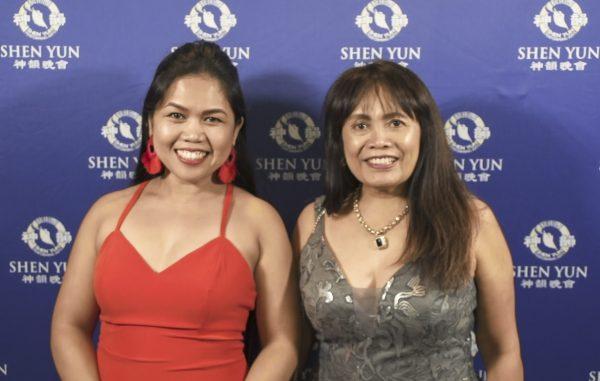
[341,91,421,193]
[149,74,241,184]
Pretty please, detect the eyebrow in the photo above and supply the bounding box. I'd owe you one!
[383,112,409,119]
[348,112,408,120]
[202,108,228,115]
[348,113,371,120]
[163,103,228,115]
[163,102,189,111]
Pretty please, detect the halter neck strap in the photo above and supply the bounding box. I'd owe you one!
[116,181,150,230]
[219,184,234,237]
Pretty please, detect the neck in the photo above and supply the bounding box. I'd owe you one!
[360,184,407,203]
[356,184,409,225]
[153,173,224,205]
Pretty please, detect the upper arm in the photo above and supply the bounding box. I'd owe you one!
[292,202,315,257]
[52,194,117,333]
[472,200,521,355]
[252,200,300,347]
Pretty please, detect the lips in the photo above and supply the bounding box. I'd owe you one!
[175,149,208,165]
[364,156,398,169]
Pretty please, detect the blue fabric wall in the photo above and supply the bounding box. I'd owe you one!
[1,1,599,379]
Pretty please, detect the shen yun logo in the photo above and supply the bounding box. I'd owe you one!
[101,110,142,152]
[270,112,321,153]
[21,217,72,257]
[534,0,588,41]
[355,0,408,42]
[524,220,576,261]
[185,0,237,41]
[13,0,65,40]
[444,112,491,154]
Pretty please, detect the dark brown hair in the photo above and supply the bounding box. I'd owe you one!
[133,40,255,194]
[323,61,475,289]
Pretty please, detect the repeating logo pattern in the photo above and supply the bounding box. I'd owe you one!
[185,0,237,41]
[13,0,65,40]
[101,110,142,152]
[270,111,321,153]
[524,220,576,261]
[534,0,588,41]
[444,112,491,154]
[21,217,72,257]
[355,0,408,42]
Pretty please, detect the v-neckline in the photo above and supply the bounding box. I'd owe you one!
[319,215,413,304]
[117,230,223,275]
[321,232,412,290]
[112,180,233,276]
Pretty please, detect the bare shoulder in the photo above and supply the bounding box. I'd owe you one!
[232,188,291,263]
[471,198,498,227]
[85,185,139,248]
[469,197,512,271]
[296,202,316,231]
[232,187,286,234]
[89,186,136,224]
[470,197,505,245]
[290,201,320,255]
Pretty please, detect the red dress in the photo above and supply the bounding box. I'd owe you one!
[94,182,256,380]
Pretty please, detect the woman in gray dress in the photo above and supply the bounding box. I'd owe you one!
[293,61,523,380]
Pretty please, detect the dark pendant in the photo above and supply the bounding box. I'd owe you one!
[375,235,388,250]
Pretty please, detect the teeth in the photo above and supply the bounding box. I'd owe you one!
[177,150,207,160]
[367,157,396,165]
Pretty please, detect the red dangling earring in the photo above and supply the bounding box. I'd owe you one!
[141,136,163,175]
[218,148,237,184]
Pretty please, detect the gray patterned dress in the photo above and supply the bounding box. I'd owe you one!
[299,198,478,381]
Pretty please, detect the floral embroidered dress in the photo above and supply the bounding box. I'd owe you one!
[299,197,478,381]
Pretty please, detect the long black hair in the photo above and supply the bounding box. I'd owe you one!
[133,40,255,194]
[323,61,475,289]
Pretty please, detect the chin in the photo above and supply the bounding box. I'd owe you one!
[167,168,213,184]
[361,175,409,190]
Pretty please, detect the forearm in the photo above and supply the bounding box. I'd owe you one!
[51,324,100,381]
[484,350,523,381]
[245,340,298,381]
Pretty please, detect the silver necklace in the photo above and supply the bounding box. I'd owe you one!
[353,192,409,250]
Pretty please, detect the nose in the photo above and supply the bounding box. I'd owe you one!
[367,124,391,149]
[182,118,206,142]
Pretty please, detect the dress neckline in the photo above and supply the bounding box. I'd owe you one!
[106,181,253,279]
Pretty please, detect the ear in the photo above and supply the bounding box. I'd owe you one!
[148,117,154,137]
[232,116,244,146]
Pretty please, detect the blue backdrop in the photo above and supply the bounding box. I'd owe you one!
[1,0,599,379]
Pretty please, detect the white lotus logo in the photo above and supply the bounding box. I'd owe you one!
[118,122,137,141]
[38,227,55,246]
[373,9,391,31]
[101,110,142,152]
[524,220,576,261]
[21,216,72,257]
[13,0,66,40]
[542,231,558,250]
[202,10,219,30]
[31,8,48,28]
[551,8,569,29]
[534,0,588,42]
[185,0,237,42]
[270,111,321,153]
[456,123,473,143]
[444,112,491,154]
[287,123,304,142]
[355,0,408,42]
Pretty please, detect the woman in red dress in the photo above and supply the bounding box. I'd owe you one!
[51,41,299,380]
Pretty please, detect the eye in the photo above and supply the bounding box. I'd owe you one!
[167,112,185,120]
[390,119,405,127]
[205,116,224,124]
[352,122,368,131]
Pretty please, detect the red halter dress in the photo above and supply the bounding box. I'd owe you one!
[94,182,256,380]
